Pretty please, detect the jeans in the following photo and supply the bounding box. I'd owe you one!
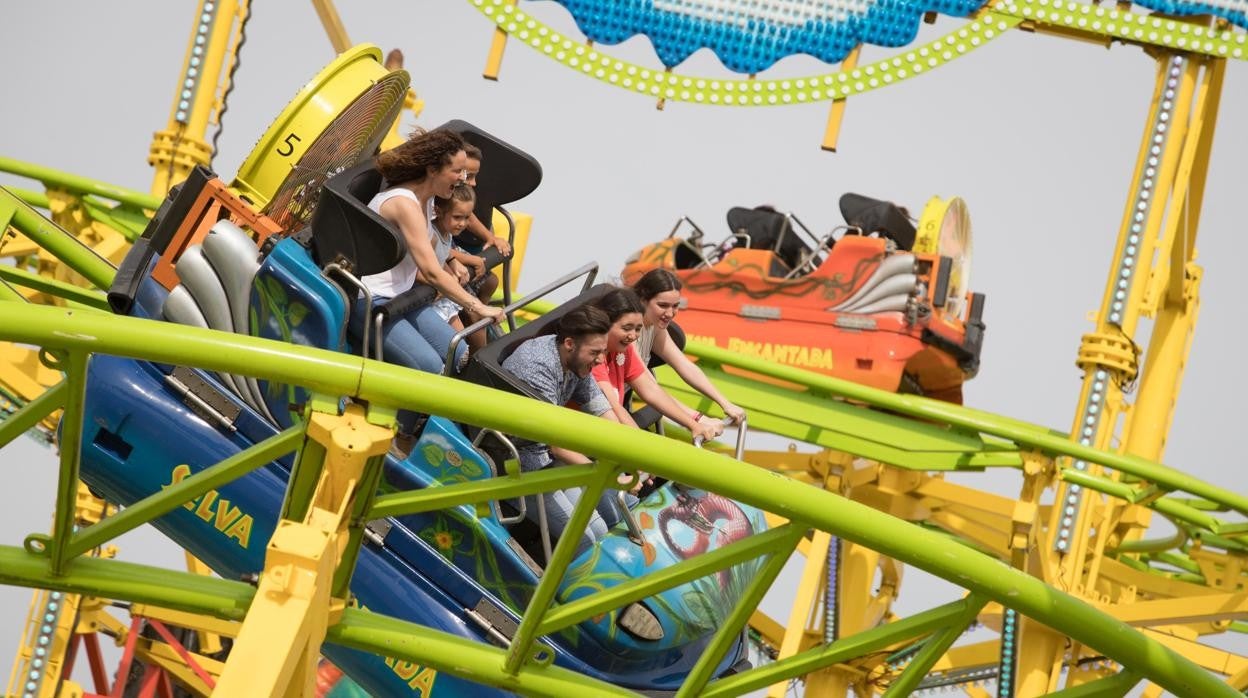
[350,295,467,433]
[519,447,621,557]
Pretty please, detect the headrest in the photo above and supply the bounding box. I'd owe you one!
[726,206,788,249]
[438,119,543,228]
[839,193,916,251]
[308,161,405,276]
[726,205,810,269]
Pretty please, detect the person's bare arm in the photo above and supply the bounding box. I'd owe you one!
[445,257,469,285]
[596,379,640,428]
[381,197,502,321]
[630,371,721,441]
[466,213,512,256]
[653,329,745,423]
[448,248,486,280]
[550,446,591,464]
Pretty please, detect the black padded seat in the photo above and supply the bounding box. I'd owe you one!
[839,193,917,251]
[672,241,705,270]
[726,206,811,272]
[308,162,403,277]
[308,161,506,338]
[441,119,543,240]
[461,284,615,399]
[309,119,542,276]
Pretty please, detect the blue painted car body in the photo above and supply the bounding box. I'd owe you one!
[78,236,765,696]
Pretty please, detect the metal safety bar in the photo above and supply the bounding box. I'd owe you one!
[785,225,856,280]
[693,416,748,461]
[323,263,374,360]
[613,416,749,548]
[443,261,599,375]
[471,428,527,525]
[616,491,645,545]
[787,212,822,250]
[535,494,553,565]
[668,215,741,269]
[665,215,707,241]
[496,205,518,333]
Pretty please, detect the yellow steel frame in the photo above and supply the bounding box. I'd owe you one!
[1018,51,1226,695]
[214,403,391,696]
[733,48,1237,695]
[148,0,247,198]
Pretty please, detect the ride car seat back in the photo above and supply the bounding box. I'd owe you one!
[308,162,405,278]
[461,284,616,400]
[442,119,543,230]
[250,237,351,428]
[838,193,917,251]
[727,206,810,271]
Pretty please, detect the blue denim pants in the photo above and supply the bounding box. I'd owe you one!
[519,447,622,557]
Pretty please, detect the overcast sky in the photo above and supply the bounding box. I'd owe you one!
[1,2,1244,692]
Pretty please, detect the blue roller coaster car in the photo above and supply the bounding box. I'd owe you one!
[82,122,767,696]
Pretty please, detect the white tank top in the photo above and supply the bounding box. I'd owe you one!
[636,325,658,366]
[359,188,440,299]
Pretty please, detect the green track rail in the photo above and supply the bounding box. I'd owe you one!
[0,302,1239,697]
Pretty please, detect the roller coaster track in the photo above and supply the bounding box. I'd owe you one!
[2,180,1245,691]
[0,288,1243,695]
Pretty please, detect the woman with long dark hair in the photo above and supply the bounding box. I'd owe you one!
[351,128,504,451]
[591,287,722,442]
[631,269,745,425]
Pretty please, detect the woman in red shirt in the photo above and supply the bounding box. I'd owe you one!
[591,288,721,443]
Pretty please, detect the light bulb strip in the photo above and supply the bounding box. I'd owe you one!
[20,590,66,698]
[999,0,1246,60]
[471,0,1020,106]
[469,0,1244,107]
[996,607,1018,697]
[176,1,220,123]
[825,536,840,643]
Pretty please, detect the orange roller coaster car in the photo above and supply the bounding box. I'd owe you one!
[621,194,985,403]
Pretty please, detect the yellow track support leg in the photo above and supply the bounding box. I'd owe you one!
[214,405,390,696]
[767,530,832,698]
[213,518,339,697]
[821,46,860,152]
[483,1,517,81]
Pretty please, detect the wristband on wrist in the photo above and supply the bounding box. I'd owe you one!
[692,411,702,422]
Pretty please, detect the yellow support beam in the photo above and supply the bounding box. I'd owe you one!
[214,404,390,696]
[821,46,860,152]
[1141,628,1248,676]
[767,530,833,698]
[1098,591,1248,627]
[129,603,242,640]
[749,609,787,651]
[310,0,351,53]
[483,0,517,80]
